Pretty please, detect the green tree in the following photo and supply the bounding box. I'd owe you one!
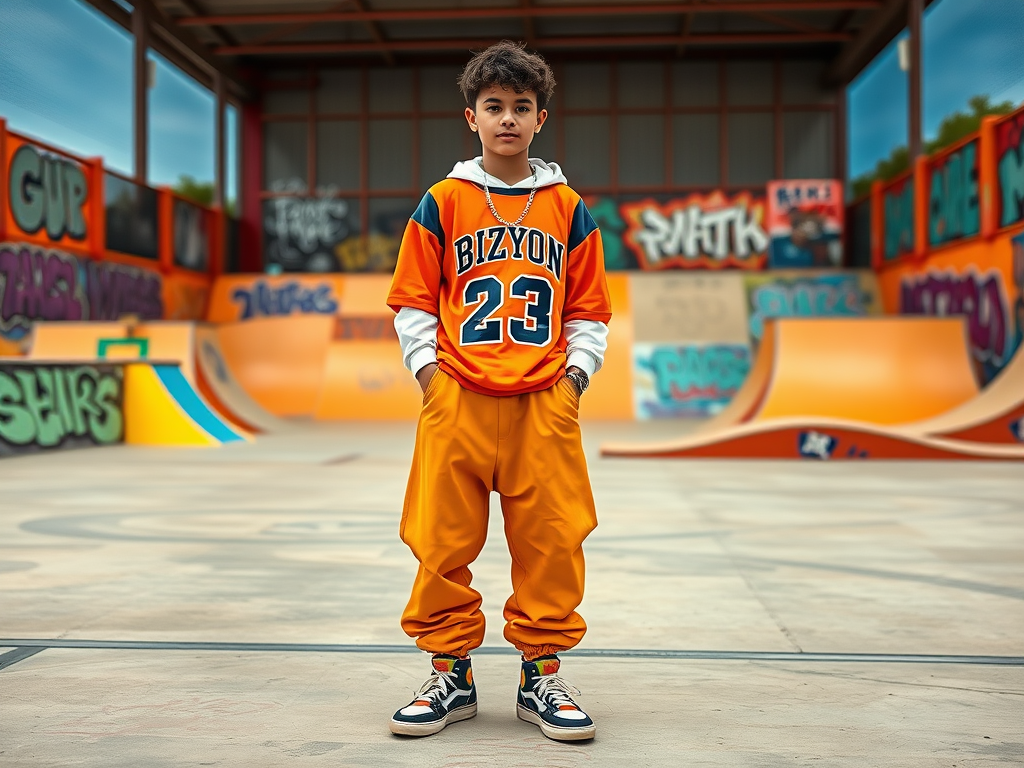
[173,175,237,216]
[173,175,215,206]
[850,94,1016,199]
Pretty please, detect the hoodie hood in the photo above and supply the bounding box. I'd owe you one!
[447,157,567,189]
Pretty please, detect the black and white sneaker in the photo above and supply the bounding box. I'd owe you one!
[516,655,596,741]
[390,655,477,736]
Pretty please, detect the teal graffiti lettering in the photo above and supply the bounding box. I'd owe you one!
[748,277,865,341]
[884,183,915,260]
[0,365,123,451]
[647,346,750,404]
[930,142,979,246]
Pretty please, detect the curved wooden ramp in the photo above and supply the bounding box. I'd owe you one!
[601,317,1017,461]
[904,347,1024,444]
[602,419,1024,461]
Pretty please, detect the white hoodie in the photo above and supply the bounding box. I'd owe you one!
[394,157,610,380]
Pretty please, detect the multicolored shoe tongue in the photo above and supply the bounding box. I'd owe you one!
[431,655,460,673]
[528,656,560,676]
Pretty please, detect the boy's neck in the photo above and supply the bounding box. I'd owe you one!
[480,150,533,187]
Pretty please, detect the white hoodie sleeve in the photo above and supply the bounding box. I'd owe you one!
[394,306,438,374]
[565,319,609,377]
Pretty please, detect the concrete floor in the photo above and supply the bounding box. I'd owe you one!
[1,421,1022,767]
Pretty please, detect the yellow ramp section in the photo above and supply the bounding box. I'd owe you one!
[756,317,979,425]
[124,363,250,446]
[124,364,217,446]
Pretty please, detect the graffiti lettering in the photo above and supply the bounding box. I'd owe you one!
[624,195,769,270]
[997,112,1024,228]
[747,275,867,342]
[0,363,123,455]
[634,343,751,418]
[0,244,163,339]
[884,179,914,260]
[900,269,1013,375]
[929,141,980,246]
[231,280,339,320]
[8,144,88,242]
[263,182,350,270]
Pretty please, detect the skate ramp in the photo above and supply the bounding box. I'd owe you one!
[905,346,1024,444]
[602,317,1003,460]
[194,326,291,432]
[214,316,335,418]
[123,363,250,447]
[753,318,978,425]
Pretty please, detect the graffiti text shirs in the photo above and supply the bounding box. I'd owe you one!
[387,179,612,397]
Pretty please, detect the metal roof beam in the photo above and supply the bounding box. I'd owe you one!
[180,2,884,27]
[215,31,852,57]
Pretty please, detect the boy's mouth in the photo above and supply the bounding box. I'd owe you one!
[497,132,520,139]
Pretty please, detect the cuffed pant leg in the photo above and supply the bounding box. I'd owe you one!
[495,377,598,658]
[399,372,498,657]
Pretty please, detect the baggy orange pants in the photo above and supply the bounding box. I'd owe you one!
[399,370,598,659]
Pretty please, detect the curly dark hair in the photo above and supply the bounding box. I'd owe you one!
[457,40,556,111]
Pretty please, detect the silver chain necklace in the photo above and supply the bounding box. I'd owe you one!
[482,162,537,227]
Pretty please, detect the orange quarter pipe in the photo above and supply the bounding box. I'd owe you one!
[603,317,1024,461]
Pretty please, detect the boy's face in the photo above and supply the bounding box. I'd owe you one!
[466,85,547,158]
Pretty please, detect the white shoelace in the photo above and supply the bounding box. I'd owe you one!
[413,668,458,704]
[533,674,583,710]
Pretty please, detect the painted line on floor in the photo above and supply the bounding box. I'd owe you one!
[0,647,45,671]
[1,640,1021,666]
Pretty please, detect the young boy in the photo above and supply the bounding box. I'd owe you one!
[386,40,610,742]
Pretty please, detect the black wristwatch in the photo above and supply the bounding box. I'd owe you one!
[565,367,589,396]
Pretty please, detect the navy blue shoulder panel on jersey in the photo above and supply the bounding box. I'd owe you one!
[411,191,444,243]
[568,198,598,253]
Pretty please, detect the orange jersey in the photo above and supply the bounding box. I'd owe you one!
[388,177,611,397]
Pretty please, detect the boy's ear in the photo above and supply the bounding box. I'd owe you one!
[535,108,548,134]
[465,106,479,133]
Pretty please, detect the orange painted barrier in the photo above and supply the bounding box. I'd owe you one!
[314,341,421,420]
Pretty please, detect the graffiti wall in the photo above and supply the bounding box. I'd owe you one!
[5,139,93,254]
[595,192,769,271]
[262,185,402,274]
[876,229,1023,383]
[927,139,980,248]
[625,269,878,418]
[745,271,880,345]
[0,243,164,341]
[766,180,844,268]
[633,343,751,418]
[0,362,123,456]
[882,173,915,261]
[996,110,1024,230]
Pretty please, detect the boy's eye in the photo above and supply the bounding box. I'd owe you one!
[517,106,531,113]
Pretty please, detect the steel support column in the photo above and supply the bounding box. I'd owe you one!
[133,2,149,184]
[908,0,923,159]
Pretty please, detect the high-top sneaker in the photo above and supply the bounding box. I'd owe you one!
[516,655,596,741]
[390,654,477,736]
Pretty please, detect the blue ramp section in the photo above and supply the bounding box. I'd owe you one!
[153,365,247,444]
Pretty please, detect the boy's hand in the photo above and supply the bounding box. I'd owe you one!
[416,363,439,393]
